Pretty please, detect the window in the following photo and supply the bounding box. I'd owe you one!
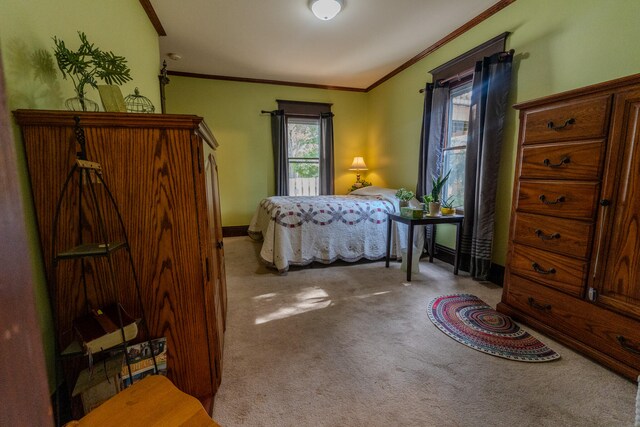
[420,32,508,209]
[287,116,320,196]
[275,100,333,196]
[442,81,472,209]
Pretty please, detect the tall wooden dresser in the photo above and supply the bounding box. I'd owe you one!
[15,110,227,411]
[498,74,640,379]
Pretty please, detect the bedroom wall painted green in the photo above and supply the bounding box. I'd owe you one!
[165,78,369,226]
[0,0,161,392]
[368,0,640,261]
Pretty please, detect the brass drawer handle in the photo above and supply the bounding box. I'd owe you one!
[535,229,561,241]
[539,194,566,205]
[532,262,556,275]
[543,156,570,167]
[617,336,640,355]
[547,118,576,130]
[527,297,552,312]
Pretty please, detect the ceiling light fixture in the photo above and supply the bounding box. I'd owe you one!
[311,0,342,21]
[167,52,182,61]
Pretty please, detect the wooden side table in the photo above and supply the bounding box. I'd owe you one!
[385,213,464,281]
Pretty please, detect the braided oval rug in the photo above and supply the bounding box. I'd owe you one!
[428,294,560,362]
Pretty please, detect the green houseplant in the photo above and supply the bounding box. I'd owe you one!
[395,188,415,207]
[53,31,132,111]
[423,170,451,216]
[440,196,456,216]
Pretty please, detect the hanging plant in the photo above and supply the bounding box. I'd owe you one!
[52,31,132,111]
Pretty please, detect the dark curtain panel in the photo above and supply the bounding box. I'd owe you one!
[270,109,288,196]
[419,84,449,199]
[461,51,514,280]
[319,112,335,195]
[416,83,449,244]
[416,83,433,197]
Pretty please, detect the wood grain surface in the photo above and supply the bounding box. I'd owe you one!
[502,74,640,379]
[520,140,605,180]
[505,275,640,370]
[521,94,611,144]
[69,375,219,426]
[516,180,599,219]
[16,111,226,409]
[512,212,594,259]
[510,244,587,297]
[591,90,640,320]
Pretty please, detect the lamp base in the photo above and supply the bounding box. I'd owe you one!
[348,178,372,193]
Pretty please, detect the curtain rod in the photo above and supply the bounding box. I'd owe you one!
[418,49,515,93]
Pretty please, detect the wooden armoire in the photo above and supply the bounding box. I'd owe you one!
[15,110,227,411]
[498,74,640,379]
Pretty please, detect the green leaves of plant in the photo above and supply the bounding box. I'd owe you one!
[430,169,451,202]
[52,31,132,93]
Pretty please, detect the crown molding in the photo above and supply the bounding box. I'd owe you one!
[366,0,516,91]
[167,71,367,93]
[139,0,167,36]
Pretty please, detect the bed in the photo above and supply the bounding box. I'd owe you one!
[248,186,424,272]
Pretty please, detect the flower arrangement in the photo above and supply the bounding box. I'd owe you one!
[348,179,372,192]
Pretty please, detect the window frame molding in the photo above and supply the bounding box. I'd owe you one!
[430,32,509,85]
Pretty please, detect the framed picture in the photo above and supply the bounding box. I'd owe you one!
[97,85,127,112]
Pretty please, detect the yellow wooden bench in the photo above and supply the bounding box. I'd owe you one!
[66,375,220,427]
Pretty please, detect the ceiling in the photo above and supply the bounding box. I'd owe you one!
[149,0,501,90]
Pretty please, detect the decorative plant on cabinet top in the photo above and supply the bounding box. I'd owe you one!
[52,31,132,111]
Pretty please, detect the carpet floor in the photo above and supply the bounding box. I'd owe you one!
[212,237,636,426]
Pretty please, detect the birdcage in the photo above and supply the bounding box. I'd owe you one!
[124,88,155,113]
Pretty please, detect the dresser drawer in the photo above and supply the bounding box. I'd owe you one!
[512,213,593,259]
[516,181,599,219]
[505,275,640,369]
[520,140,604,180]
[522,95,611,144]
[510,244,587,297]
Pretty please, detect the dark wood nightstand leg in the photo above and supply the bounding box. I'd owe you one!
[407,223,414,281]
[454,222,462,275]
[385,214,392,268]
[429,224,436,263]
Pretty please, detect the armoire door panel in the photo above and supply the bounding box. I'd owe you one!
[593,95,640,319]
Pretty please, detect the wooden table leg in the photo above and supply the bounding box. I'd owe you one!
[407,222,414,282]
[429,224,436,263]
[385,214,392,268]
[454,221,462,275]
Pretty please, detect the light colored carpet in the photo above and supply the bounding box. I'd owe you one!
[212,237,636,426]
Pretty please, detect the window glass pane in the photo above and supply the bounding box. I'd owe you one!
[443,150,465,208]
[288,160,319,196]
[287,117,320,159]
[447,83,471,148]
[441,81,471,209]
[287,116,320,196]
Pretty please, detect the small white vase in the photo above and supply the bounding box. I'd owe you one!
[428,202,441,216]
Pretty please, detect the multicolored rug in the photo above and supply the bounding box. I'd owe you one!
[428,294,560,362]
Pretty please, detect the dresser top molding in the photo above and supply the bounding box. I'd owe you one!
[13,109,204,129]
[514,73,640,111]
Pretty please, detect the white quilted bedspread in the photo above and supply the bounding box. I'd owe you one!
[248,186,423,272]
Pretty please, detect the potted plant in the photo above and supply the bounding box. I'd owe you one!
[440,196,456,216]
[395,188,415,207]
[53,31,132,111]
[423,170,451,216]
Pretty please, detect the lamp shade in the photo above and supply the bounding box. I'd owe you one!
[349,156,368,171]
[311,0,342,20]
